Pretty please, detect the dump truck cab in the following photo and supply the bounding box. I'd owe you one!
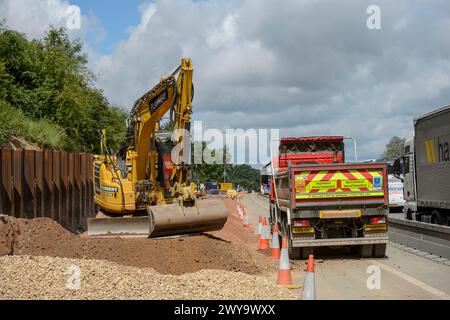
[270,136,389,259]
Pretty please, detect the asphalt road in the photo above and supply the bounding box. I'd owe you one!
[241,193,450,300]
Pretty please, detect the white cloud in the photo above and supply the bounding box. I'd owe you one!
[132,2,157,37]
[0,0,105,44]
[2,0,450,161]
[0,0,69,38]
[206,14,237,49]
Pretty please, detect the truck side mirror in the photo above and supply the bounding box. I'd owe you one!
[393,158,404,182]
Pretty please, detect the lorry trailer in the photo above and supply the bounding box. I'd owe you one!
[394,105,450,225]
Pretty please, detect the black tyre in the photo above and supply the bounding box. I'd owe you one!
[300,247,314,260]
[269,203,275,229]
[359,245,373,258]
[406,210,412,220]
[279,211,289,238]
[350,246,359,255]
[372,244,387,258]
[433,210,447,226]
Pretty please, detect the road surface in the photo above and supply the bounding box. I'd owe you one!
[241,193,450,300]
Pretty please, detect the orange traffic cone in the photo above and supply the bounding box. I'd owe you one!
[243,211,250,229]
[277,237,293,286]
[270,224,281,259]
[238,204,243,221]
[301,255,316,300]
[257,216,263,240]
[258,218,270,250]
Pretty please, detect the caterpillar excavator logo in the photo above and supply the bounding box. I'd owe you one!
[425,137,450,163]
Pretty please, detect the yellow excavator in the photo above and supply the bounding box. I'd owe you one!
[88,58,228,238]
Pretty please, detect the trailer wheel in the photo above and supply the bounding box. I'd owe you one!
[359,245,373,258]
[300,247,314,260]
[372,244,387,258]
[433,210,447,226]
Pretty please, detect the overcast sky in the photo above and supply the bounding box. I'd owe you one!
[1,0,450,161]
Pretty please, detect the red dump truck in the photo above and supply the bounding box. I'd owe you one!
[269,136,389,259]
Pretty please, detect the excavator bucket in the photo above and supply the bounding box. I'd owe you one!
[87,215,150,237]
[87,198,228,238]
[148,198,228,238]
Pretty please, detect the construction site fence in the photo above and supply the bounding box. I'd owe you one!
[0,149,96,233]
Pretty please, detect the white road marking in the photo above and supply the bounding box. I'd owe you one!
[370,260,450,299]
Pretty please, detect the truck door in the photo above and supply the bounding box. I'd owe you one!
[403,152,416,201]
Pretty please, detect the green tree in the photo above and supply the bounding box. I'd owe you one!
[380,136,405,159]
[0,24,127,152]
[191,142,260,191]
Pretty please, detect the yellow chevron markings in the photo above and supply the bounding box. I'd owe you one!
[350,170,374,189]
[305,171,328,192]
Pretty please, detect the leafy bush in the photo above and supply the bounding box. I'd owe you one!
[0,101,65,148]
[0,25,126,152]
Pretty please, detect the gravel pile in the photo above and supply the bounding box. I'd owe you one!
[0,255,297,300]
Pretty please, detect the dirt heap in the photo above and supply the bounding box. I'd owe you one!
[209,199,260,248]
[0,214,263,275]
[0,255,297,300]
[2,135,40,150]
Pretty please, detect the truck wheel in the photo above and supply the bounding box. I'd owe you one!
[406,210,412,221]
[372,244,387,258]
[269,204,275,229]
[300,247,314,260]
[359,245,373,258]
[433,210,446,226]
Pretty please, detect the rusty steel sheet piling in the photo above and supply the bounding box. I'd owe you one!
[0,149,95,233]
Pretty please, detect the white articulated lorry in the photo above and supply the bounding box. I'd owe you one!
[394,105,450,225]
